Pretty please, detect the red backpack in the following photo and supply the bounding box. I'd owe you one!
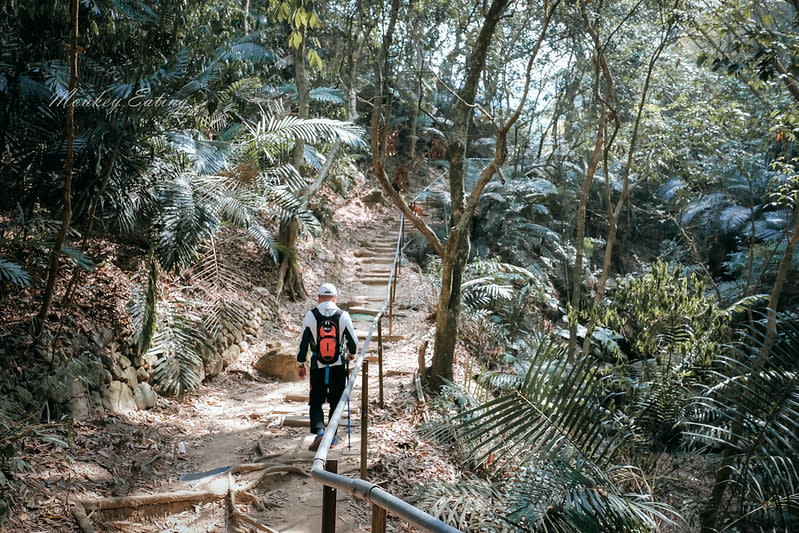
[312,309,343,364]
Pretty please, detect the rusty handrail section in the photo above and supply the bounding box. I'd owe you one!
[309,204,462,533]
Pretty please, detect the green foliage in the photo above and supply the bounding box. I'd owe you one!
[419,337,677,531]
[597,261,730,365]
[146,303,205,397]
[0,259,30,288]
[128,257,159,357]
[685,314,799,531]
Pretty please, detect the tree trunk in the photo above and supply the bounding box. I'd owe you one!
[757,203,799,362]
[408,35,424,159]
[426,0,510,390]
[35,0,79,338]
[277,32,310,301]
[567,114,606,359]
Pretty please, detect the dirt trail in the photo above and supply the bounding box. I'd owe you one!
[102,210,438,532]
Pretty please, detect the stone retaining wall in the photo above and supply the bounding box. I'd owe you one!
[61,287,276,417]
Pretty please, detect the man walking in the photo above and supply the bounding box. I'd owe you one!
[297,283,359,451]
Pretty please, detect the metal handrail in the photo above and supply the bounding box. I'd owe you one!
[309,208,461,533]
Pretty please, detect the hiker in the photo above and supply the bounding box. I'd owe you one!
[296,282,359,451]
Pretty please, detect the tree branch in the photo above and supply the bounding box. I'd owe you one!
[374,162,445,257]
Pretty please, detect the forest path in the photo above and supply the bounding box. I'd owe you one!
[128,209,436,533]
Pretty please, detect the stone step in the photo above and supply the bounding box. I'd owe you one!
[283,416,360,428]
[356,267,392,274]
[361,278,390,286]
[355,330,406,342]
[345,306,380,316]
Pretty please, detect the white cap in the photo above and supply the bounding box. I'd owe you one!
[318,283,337,296]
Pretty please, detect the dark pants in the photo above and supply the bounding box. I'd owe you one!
[308,364,347,434]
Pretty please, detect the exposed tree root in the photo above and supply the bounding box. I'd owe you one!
[72,462,307,531]
[71,502,94,533]
[81,489,223,511]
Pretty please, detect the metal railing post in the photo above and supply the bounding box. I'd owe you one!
[322,459,338,533]
[377,317,384,409]
[360,360,369,480]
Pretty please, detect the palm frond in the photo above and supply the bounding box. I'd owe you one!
[409,477,498,531]
[451,337,627,471]
[168,133,233,175]
[0,258,31,287]
[189,243,252,339]
[309,87,345,104]
[719,205,752,234]
[685,315,799,526]
[147,303,204,397]
[155,173,220,272]
[60,245,94,271]
[497,461,674,532]
[265,185,321,235]
[247,115,366,153]
[128,258,159,356]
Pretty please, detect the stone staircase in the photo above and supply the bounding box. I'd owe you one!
[276,221,406,437]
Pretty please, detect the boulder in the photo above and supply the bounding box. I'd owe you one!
[105,381,136,413]
[136,366,150,383]
[222,344,241,365]
[204,354,224,378]
[133,383,158,409]
[254,343,301,381]
[121,365,138,387]
[68,377,91,420]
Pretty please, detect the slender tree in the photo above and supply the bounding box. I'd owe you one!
[35,0,80,338]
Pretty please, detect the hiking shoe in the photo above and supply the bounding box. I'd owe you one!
[309,432,325,451]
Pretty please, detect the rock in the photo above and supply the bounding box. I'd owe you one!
[205,355,224,378]
[239,340,250,352]
[133,383,158,409]
[136,366,150,382]
[90,391,103,408]
[121,366,138,387]
[105,381,136,413]
[254,343,301,381]
[254,287,270,298]
[68,378,90,420]
[143,354,159,369]
[222,344,241,365]
[118,355,132,369]
[363,188,384,206]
